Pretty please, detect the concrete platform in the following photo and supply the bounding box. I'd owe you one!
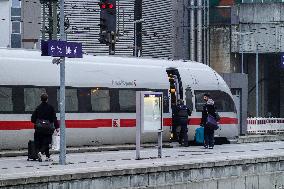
[2,134,284,158]
[0,143,173,158]
[1,142,284,189]
[237,134,284,143]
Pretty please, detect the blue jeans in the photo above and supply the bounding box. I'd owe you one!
[204,125,214,147]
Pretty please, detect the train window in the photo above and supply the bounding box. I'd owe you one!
[91,89,110,112]
[195,90,236,112]
[24,88,46,112]
[0,87,13,112]
[78,88,92,113]
[153,89,169,113]
[185,87,193,112]
[119,90,136,112]
[162,90,169,113]
[45,87,58,112]
[57,89,78,112]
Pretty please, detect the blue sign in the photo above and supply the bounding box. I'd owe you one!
[41,40,83,58]
[281,53,284,69]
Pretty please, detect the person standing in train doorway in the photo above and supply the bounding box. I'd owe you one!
[31,93,59,162]
[201,94,218,149]
[171,103,179,142]
[177,99,192,147]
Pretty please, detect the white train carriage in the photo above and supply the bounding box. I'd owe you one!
[0,48,238,150]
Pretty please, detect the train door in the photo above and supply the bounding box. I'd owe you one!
[166,68,183,140]
[166,68,183,106]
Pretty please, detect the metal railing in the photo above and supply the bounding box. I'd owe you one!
[247,117,284,134]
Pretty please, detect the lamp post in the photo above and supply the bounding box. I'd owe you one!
[133,19,144,57]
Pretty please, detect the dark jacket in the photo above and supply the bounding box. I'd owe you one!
[177,104,192,121]
[172,104,179,125]
[201,99,217,126]
[31,102,59,130]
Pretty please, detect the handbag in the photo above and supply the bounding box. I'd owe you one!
[206,106,219,131]
[35,119,55,135]
[207,114,219,130]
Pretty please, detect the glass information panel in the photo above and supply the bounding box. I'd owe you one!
[143,93,162,132]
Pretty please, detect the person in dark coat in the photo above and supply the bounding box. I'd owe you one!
[176,99,192,147]
[171,103,179,142]
[200,94,217,149]
[31,93,59,162]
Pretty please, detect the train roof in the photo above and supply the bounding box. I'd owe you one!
[0,48,203,67]
[0,48,231,94]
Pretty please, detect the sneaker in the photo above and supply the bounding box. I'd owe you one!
[204,145,208,149]
[38,152,43,162]
[45,157,53,162]
[181,144,189,147]
[209,146,214,149]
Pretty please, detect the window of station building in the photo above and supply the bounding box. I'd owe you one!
[24,88,46,112]
[91,89,110,112]
[12,22,20,34]
[195,90,236,112]
[119,90,136,112]
[0,87,13,112]
[12,0,21,8]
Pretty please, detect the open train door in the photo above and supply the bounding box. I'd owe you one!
[166,68,183,141]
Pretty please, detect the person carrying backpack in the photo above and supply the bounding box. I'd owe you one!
[31,93,59,162]
[177,99,192,147]
[200,93,219,149]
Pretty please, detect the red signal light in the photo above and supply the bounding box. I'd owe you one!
[100,3,106,9]
[108,3,114,9]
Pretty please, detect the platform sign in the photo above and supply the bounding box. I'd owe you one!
[281,53,284,69]
[136,91,163,160]
[41,40,83,58]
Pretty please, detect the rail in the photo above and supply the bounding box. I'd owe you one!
[247,118,284,134]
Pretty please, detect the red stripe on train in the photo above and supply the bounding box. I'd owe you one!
[0,117,238,130]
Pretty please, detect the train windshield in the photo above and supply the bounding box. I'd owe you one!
[195,90,236,112]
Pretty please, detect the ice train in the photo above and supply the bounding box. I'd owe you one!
[0,48,238,150]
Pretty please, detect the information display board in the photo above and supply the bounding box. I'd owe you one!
[136,91,163,160]
[143,93,163,132]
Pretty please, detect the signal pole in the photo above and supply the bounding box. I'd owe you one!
[99,0,117,55]
[133,19,144,57]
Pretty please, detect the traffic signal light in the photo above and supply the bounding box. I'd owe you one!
[98,0,117,44]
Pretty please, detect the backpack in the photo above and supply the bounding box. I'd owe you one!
[177,105,189,118]
[35,119,55,135]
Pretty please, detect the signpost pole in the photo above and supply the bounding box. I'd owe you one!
[136,91,141,160]
[158,94,163,158]
[256,45,259,118]
[158,131,162,158]
[59,0,66,165]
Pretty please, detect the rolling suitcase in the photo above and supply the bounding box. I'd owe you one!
[195,127,204,145]
[27,140,38,161]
